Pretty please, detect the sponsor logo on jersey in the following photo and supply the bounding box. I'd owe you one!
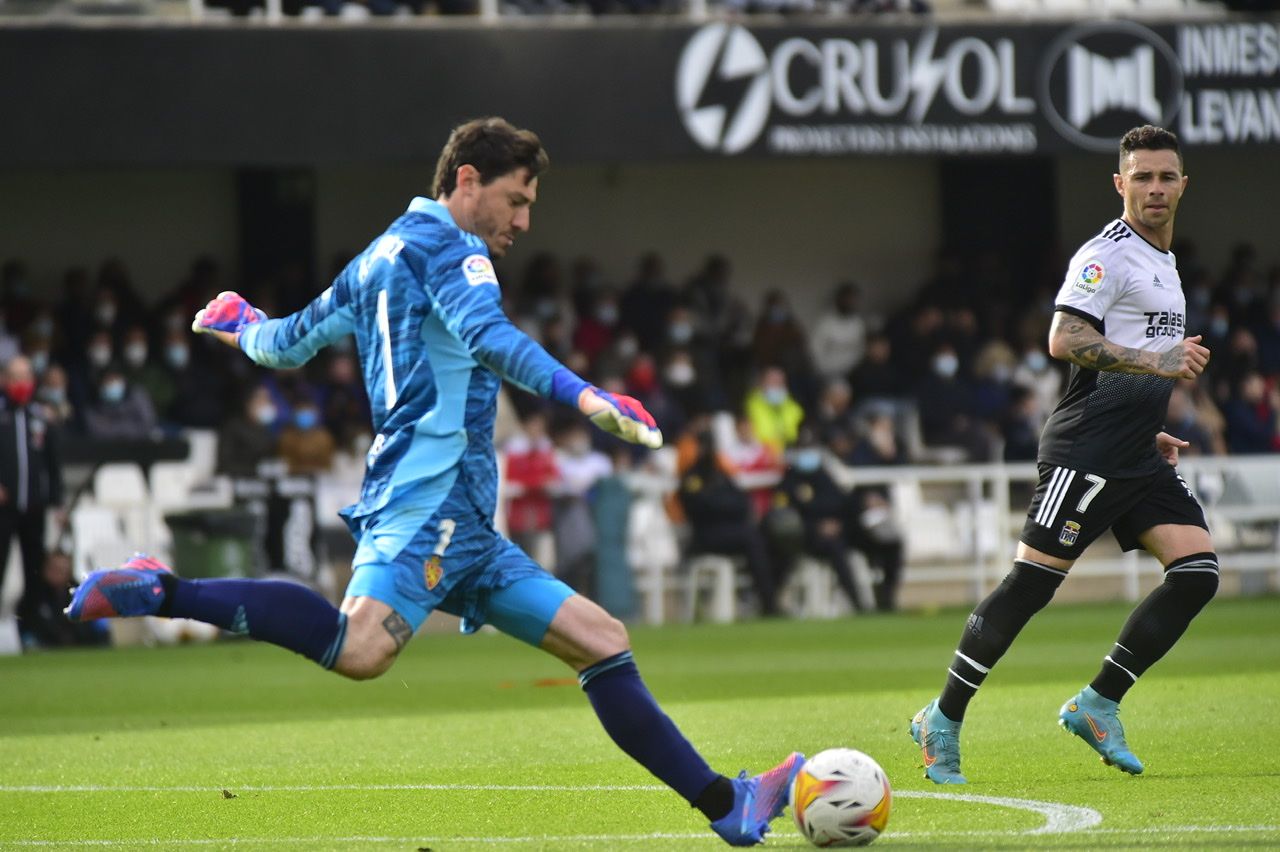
[1152,273,1164,288]
[424,555,444,590]
[1059,519,1081,547]
[1074,260,1105,294]
[1143,310,1185,339]
[462,254,498,287]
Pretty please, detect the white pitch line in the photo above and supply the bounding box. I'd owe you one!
[895,790,1102,834]
[0,784,670,793]
[4,826,1280,848]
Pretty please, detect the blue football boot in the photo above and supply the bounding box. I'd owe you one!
[910,698,967,784]
[710,751,805,846]
[1059,686,1144,775]
[65,554,171,622]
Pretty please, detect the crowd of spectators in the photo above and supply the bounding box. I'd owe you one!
[2,239,1278,630]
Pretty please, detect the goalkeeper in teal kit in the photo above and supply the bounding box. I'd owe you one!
[67,118,800,846]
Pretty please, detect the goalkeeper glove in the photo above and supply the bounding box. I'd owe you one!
[192,291,267,335]
[587,389,663,449]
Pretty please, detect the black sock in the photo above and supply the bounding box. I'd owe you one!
[692,776,735,821]
[1090,552,1218,702]
[938,559,1067,721]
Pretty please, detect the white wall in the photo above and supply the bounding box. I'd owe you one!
[316,158,943,323]
[0,169,238,302]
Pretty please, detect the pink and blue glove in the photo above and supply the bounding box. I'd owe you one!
[191,291,267,336]
[588,388,663,449]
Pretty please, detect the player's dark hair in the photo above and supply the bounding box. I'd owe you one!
[1119,125,1183,171]
[433,117,549,198]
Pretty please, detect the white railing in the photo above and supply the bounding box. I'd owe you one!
[609,453,1280,624]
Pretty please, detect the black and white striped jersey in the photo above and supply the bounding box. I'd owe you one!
[1038,218,1185,478]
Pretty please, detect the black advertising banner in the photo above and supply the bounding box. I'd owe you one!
[0,19,1276,166]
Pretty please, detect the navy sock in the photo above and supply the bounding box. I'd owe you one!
[159,575,347,669]
[1090,552,1219,702]
[579,651,724,811]
[938,559,1068,721]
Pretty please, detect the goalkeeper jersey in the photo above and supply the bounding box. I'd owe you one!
[239,197,571,525]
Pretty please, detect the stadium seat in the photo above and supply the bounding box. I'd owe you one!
[69,502,134,581]
[92,463,153,552]
[627,481,681,626]
[183,429,219,483]
[683,554,751,623]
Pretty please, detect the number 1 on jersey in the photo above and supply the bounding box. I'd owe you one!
[433,519,456,558]
[376,289,398,410]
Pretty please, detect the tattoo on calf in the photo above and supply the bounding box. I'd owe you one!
[382,612,414,651]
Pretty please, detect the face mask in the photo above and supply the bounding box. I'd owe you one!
[166,345,189,370]
[1191,288,1211,309]
[665,362,695,387]
[164,313,184,332]
[763,387,787,406]
[89,345,111,369]
[96,303,117,326]
[1210,317,1229,337]
[1023,351,1048,372]
[991,364,1013,384]
[616,337,639,359]
[566,437,592,457]
[597,305,618,326]
[101,381,126,404]
[29,351,49,375]
[933,354,959,379]
[8,380,35,406]
[39,387,65,406]
[768,306,789,324]
[792,448,822,472]
[294,410,319,430]
[536,298,558,320]
[124,342,147,367]
[254,404,277,426]
[669,323,694,344]
[32,317,53,338]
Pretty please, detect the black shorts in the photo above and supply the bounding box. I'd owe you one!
[1020,462,1208,560]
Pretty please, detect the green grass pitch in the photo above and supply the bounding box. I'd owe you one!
[2,595,1279,849]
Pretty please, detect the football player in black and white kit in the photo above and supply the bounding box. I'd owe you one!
[910,125,1217,784]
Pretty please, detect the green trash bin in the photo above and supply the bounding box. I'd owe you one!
[164,509,258,579]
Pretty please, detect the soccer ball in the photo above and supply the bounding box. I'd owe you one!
[790,748,891,847]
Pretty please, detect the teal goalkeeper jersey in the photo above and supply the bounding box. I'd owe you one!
[239,197,574,525]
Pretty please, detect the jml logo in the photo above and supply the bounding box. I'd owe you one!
[1066,43,1161,128]
[1041,21,1183,152]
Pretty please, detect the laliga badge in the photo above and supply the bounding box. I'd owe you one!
[1058,520,1081,547]
[1073,260,1105,295]
[462,254,498,287]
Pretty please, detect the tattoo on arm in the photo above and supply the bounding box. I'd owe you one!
[1052,313,1163,375]
[382,612,414,652]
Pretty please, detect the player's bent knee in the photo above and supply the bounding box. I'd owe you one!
[1165,552,1219,609]
[596,614,630,656]
[333,638,398,681]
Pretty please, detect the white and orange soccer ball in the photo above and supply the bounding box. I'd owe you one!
[789,748,892,847]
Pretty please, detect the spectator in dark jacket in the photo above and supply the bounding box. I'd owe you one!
[17,550,108,649]
[771,429,869,613]
[1223,371,1280,453]
[677,425,779,616]
[0,355,64,620]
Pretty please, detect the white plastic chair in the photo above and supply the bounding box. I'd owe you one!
[183,429,219,483]
[683,554,750,624]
